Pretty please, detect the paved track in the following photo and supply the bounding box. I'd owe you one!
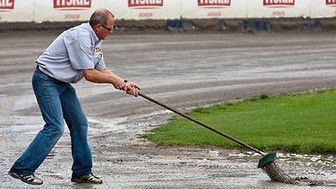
[0,31,336,188]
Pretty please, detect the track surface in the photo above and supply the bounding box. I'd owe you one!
[0,31,336,188]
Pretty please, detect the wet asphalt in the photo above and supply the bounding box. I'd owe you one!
[0,31,336,188]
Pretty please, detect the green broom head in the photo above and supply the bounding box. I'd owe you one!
[258,152,277,168]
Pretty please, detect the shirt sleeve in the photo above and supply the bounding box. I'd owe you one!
[64,32,95,70]
[95,53,107,71]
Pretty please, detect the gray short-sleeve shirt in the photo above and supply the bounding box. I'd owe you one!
[36,23,106,83]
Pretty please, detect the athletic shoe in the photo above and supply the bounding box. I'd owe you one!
[8,171,43,185]
[71,173,103,184]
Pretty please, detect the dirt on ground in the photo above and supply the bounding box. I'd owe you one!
[0,31,336,188]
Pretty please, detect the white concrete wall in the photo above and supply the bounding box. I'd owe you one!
[0,0,335,23]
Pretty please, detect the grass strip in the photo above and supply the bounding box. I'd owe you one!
[143,90,336,154]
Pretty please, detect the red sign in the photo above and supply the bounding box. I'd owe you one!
[54,0,91,10]
[264,0,295,7]
[326,0,336,5]
[128,0,163,7]
[0,0,14,11]
[198,0,231,7]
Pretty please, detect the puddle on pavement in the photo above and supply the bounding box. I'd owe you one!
[1,110,335,188]
[88,111,336,188]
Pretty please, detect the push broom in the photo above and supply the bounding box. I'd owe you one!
[138,92,294,184]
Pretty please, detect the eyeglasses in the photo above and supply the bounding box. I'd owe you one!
[101,24,113,32]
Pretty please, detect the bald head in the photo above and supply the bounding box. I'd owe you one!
[89,8,114,27]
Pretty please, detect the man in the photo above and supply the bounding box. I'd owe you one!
[8,8,140,185]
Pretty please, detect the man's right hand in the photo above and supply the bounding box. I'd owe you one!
[124,82,140,97]
[83,69,140,96]
[112,80,127,90]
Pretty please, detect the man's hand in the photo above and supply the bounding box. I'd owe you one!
[112,80,127,90]
[85,69,141,96]
[124,82,140,97]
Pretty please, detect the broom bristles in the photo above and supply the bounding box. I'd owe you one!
[262,161,295,184]
[262,161,328,186]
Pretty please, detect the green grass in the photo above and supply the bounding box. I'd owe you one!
[143,90,336,155]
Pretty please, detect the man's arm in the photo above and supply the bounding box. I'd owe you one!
[83,69,140,96]
[83,68,125,87]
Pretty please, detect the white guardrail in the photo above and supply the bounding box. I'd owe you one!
[0,0,336,22]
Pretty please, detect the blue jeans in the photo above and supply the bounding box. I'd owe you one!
[10,69,92,178]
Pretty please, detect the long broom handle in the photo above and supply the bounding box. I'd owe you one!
[139,92,266,156]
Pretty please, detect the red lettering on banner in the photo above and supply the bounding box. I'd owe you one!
[264,0,295,7]
[129,0,163,8]
[0,0,14,11]
[139,12,153,17]
[272,11,285,16]
[64,14,80,19]
[326,0,336,5]
[198,0,231,7]
[208,12,221,16]
[54,0,91,10]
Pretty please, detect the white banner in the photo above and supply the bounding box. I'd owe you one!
[246,0,310,18]
[109,0,180,20]
[1,0,336,23]
[33,0,110,23]
[311,0,336,18]
[0,0,34,22]
[181,0,247,19]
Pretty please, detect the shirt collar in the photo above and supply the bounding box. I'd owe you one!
[85,22,101,46]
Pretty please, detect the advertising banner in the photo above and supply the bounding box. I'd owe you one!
[311,0,336,18]
[33,0,110,22]
[109,0,180,20]
[246,0,310,18]
[181,0,247,19]
[2,0,336,23]
[0,0,34,22]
